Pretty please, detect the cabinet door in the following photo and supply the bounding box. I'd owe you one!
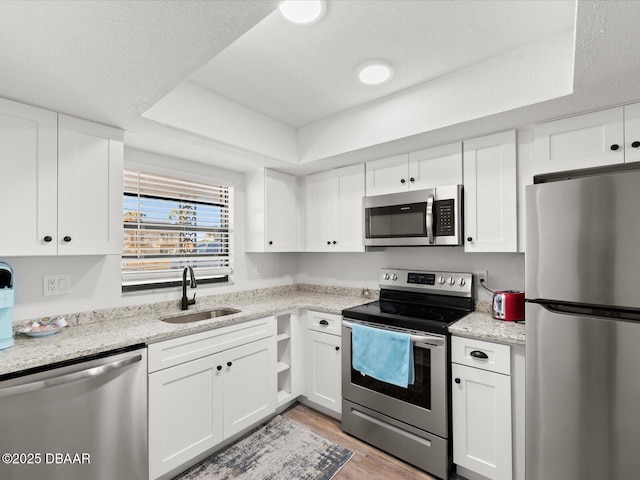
[365,154,409,196]
[305,173,336,251]
[533,107,624,175]
[452,363,512,480]
[223,338,276,438]
[57,115,123,255]
[464,130,518,252]
[265,169,299,252]
[0,99,57,255]
[148,353,224,480]
[335,164,365,251]
[408,142,463,190]
[306,331,342,414]
[624,102,640,164]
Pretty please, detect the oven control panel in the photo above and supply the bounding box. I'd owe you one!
[380,268,473,296]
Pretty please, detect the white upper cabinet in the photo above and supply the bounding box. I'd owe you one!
[365,143,463,196]
[624,102,640,164]
[464,130,518,253]
[0,98,58,256]
[245,168,300,252]
[305,164,365,252]
[57,115,124,255]
[533,107,624,174]
[365,153,409,196]
[0,98,123,256]
[408,142,463,189]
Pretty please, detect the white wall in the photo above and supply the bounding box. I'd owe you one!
[1,148,299,321]
[297,248,525,304]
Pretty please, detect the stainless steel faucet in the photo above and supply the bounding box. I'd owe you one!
[181,266,197,310]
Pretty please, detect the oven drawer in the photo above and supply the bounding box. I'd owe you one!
[307,311,341,335]
[342,399,449,480]
[451,336,511,375]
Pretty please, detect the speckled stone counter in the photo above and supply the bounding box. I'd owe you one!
[0,287,524,377]
[448,301,526,345]
[0,284,377,378]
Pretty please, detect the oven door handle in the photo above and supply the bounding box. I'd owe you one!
[341,320,444,346]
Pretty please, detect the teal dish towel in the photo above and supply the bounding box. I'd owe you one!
[352,323,415,388]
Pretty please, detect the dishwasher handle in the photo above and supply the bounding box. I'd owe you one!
[0,353,143,399]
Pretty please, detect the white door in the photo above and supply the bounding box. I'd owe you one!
[57,115,123,255]
[464,130,518,252]
[624,102,640,164]
[365,154,409,196]
[306,331,342,414]
[265,170,299,251]
[0,99,57,255]
[533,107,624,174]
[335,164,365,251]
[452,363,512,480]
[408,142,463,190]
[223,338,276,438]
[148,353,224,480]
[305,173,336,251]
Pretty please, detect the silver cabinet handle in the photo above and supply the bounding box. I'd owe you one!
[341,320,443,346]
[426,194,434,245]
[0,354,142,399]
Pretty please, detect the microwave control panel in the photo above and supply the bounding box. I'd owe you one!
[434,199,455,236]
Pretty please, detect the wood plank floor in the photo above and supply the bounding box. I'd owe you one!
[282,403,437,480]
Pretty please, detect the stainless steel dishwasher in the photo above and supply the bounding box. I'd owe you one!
[0,346,148,480]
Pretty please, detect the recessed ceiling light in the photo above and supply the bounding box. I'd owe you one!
[279,0,326,25]
[358,62,393,85]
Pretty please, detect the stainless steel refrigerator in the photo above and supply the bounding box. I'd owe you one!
[526,165,640,480]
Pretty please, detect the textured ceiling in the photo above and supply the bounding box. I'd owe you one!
[189,0,576,128]
[2,1,640,175]
[0,0,276,127]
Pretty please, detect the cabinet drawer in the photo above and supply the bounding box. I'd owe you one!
[451,336,510,375]
[148,316,275,373]
[306,311,341,336]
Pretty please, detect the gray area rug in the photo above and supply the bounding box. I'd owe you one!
[175,415,354,480]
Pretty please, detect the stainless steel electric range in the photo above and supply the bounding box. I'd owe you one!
[341,268,474,480]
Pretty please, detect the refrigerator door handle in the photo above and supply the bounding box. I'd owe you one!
[530,300,640,322]
[0,354,143,399]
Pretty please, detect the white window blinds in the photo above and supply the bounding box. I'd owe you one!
[122,169,232,289]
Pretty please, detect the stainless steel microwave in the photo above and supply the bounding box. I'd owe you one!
[363,185,463,246]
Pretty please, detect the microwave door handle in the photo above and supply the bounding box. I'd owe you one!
[426,194,435,244]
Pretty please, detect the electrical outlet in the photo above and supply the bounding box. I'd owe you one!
[43,274,71,296]
[475,270,488,285]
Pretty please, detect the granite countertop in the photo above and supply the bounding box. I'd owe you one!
[0,286,373,377]
[0,286,525,378]
[448,302,526,346]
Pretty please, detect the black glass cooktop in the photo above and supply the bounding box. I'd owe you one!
[342,300,469,335]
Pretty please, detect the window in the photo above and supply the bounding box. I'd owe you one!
[122,169,232,291]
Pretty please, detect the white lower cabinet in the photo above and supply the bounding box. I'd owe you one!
[148,317,276,480]
[302,311,342,416]
[148,353,224,480]
[452,336,513,480]
[223,338,275,438]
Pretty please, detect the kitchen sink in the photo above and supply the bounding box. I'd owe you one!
[161,308,241,324]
